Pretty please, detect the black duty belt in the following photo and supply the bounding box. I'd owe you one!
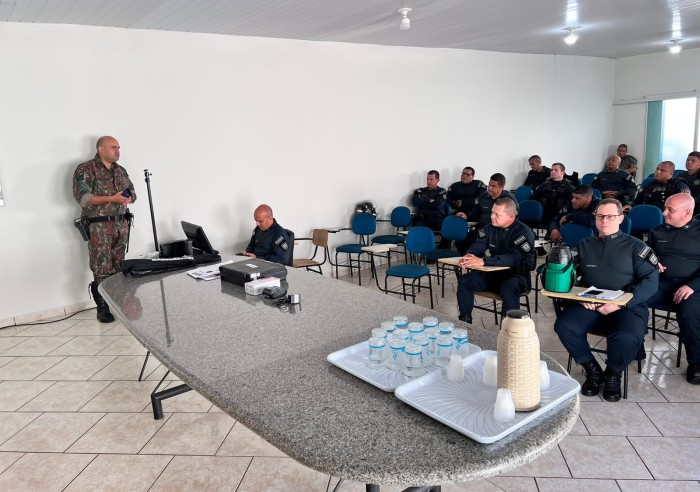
[86,214,129,224]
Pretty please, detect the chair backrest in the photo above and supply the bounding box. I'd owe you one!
[591,188,602,199]
[641,176,655,188]
[560,223,593,248]
[351,213,377,235]
[406,227,435,255]
[312,228,329,248]
[673,169,684,177]
[580,173,596,186]
[620,215,632,234]
[390,206,412,228]
[518,199,543,223]
[514,185,533,203]
[440,215,469,241]
[284,229,295,267]
[628,204,663,233]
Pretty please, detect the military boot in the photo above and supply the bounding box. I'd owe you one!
[580,359,604,396]
[90,282,114,323]
[603,368,622,402]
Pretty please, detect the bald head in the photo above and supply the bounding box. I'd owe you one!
[96,136,120,167]
[663,193,695,228]
[254,204,275,231]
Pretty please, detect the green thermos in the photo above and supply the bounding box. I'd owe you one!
[544,244,575,293]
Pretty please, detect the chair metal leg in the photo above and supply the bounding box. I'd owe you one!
[138,351,151,381]
[428,273,434,309]
[677,339,683,368]
[492,300,498,325]
[623,366,629,399]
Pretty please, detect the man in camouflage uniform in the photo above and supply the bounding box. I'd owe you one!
[73,136,136,322]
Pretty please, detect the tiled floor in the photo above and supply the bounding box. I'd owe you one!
[1,263,700,491]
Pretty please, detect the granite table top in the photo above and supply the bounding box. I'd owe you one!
[100,258,579,486]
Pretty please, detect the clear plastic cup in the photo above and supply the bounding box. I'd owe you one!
[435,335,454,367]
[402,343,426,377]
[367,337,386,369]
[412,334,429,367]
[394,328,409,342]
[482,353,498,386]
[423,316,439,330]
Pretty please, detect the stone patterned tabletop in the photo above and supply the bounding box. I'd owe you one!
[101,258,578,486]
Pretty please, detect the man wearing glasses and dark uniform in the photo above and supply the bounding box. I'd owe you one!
[446,166,487,217]
[554,198,658,402]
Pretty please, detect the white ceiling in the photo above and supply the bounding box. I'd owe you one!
[2,0,700,59]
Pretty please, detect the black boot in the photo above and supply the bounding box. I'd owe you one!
[90,282,114,323]
[458,315,472,324]
[688,363,700,385]
[580,359,604,396]
[603,368,622,402]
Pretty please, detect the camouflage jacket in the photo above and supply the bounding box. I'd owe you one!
[73,155,136,217]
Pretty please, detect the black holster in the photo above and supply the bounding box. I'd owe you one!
[74,217,90,241]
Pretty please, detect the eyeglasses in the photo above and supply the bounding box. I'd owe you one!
[461,172,473,176]
[594,214,622,221]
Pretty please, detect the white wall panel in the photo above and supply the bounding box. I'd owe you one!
[0,22,613,321]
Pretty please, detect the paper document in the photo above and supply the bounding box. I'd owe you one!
[579,286,625,301]
[187,260,233,281]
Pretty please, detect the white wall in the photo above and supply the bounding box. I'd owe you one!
[0,22,614,323]
[613,47,700,174]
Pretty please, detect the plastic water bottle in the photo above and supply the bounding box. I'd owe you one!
[393,315,408,330]
[452,328,469,357]
[439,321,454,337]
[402,343,426,377]
[435,335,454,367]
[408,322,424,341]
[423,316,439,331]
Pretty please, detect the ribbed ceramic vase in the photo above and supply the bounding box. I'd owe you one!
[497,309,541,411]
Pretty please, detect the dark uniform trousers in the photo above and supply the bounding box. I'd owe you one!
[645,278,700,365]
[554,303,648,374]
[457,270,528,320]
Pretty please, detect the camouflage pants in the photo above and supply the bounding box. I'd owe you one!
[88,219,129,283]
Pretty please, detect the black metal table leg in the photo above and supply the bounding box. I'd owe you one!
[150,369,192,420]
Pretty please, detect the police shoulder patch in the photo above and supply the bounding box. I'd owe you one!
[514,235,526,245]
[521,242,531,252]
[274,236,285,246]
[478,229,486,238]
[637,245,657,265]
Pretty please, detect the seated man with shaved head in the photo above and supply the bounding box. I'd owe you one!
[241,204,290,265]
[646,193,700,384]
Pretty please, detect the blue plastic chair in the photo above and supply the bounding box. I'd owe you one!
[628,205,663,238]
[580,173,596,186]
[620,214,632,234]
[333,213,376,285]
[641,176,655,188]
[372,206,411,263]
[424,216,469,297]
[673,169,684,177]
[517,199,544,233]
[514,185,534,203]
[591,188,602,200]
[559,223,593,248]
[384,227,435,308]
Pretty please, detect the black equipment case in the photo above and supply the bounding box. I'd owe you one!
[220,259,287,286]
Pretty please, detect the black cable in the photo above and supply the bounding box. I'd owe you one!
[2,307,96,329]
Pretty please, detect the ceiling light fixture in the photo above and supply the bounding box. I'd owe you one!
[669,39,682,54]
[564,27,579,45]
[397,7,412,30]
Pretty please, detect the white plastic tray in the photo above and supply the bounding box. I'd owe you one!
[394,350,580,443]
[327,340,481,392]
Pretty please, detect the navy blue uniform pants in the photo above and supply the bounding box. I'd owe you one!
[457,271,528,320]
[554,303,648,373]
[646,278,700,364]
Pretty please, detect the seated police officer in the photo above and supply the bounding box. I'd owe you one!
[533,162,575,227]
[624,161,689,212]
[241,204,290,265]
[412,170,449,248]
[677,151,700,215]
[646,193,700,384]
[549,184,600,242]
[523,155,551,190]
[447,166,487,216]
[456,198,535,324]
[460,173,517,254]
[554,199,659,402]
[591,155,637,206]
